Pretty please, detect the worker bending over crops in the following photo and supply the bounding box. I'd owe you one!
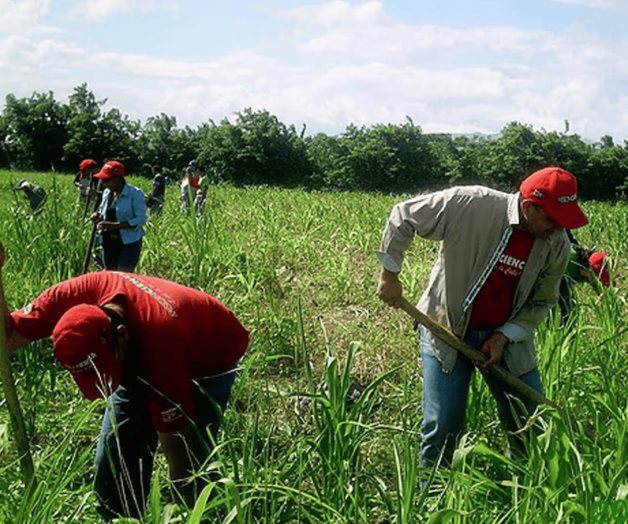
[0,258,249,521]
[559,230,612,324]
[377,167,588,473]
[14,179,47,213]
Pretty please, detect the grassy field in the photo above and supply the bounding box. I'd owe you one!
[0,171,626,523]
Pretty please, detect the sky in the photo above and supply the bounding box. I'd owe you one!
[1,0,628,142]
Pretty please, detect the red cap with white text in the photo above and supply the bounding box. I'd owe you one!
[520,167,588,229]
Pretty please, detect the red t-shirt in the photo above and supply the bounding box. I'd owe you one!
[10,272,249,432]
[189,175,200,189]
[468,228,535,329]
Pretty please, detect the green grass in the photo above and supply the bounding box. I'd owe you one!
[0,170,626,523]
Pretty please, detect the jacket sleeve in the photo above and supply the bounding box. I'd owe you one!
[498,238,570,343]
[377,188,460,273]
[127,187,147,228]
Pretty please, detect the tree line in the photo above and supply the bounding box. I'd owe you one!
[1,83,626,199]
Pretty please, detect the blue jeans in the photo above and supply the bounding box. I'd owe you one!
[94,369,236,521]
[419,327,542,468]
[102,237,142,272]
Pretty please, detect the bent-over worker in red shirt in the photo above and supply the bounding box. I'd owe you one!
[0,253,249,521]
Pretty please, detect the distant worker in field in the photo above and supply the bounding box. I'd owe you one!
[90,161,146,272]
[180,160,200,211]
[559,231,611,324]
[14,179,47,214]
[0,251,249,521]
[146,165,167,215]
[74,158,99,203]
[194,165,210,215]
[377,167,588,472]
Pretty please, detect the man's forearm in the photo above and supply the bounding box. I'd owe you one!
[158,427,197,507]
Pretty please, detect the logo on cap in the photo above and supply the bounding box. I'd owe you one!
[557,194,577,203]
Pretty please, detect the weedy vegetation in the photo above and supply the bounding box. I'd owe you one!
[0,171,626,523]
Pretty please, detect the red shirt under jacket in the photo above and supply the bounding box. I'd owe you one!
[11,272,249,432]
[468,228,535,330]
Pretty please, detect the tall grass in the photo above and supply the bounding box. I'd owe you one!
[0,171,625,523]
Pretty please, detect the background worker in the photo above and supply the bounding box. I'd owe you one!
[194,165,210,215]
[0,252,249,521]
[74,158,99,203]
[559,232,611,324]
[146,165,167,215]
[377,167,588,470]
[14,179,47,213]
[90,161,146,272]
[180,161,200,211]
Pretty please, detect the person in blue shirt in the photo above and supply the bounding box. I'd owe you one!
[90,161,147,272]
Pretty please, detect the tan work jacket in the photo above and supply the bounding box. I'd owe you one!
[377,185,570,376]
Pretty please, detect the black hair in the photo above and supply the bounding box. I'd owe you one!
[98,306,126,348]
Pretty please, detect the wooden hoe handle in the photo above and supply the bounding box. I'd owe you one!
[399,298,560,410]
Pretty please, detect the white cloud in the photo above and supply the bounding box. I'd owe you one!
[286,2,550,62]
[286,0,384,26]
[69,0,177,21]
[0,36,85,77]
[0,1,627,142]
[300,24,550,62]
[0,0,53,36]
[552,0,626,9]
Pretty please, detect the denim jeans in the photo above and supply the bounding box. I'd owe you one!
[93,369,236,521]
[419,327,542,468]
[102,237,142,272]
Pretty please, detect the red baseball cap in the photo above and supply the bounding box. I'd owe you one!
[52,305,121,400]
[94,160,126,180]
[520,167,588,229]
[589,252,610,287]
[79,159,98,171]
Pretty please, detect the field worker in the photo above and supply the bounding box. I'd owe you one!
[14,179,47,213]
[90,161,146,272]
[0,253,250,521]
[146,165,167,215]
[74,158,99,203]
[194,166,210,215]
[559,231,612,324]
[180,161,201,211]
[377,167,588,471]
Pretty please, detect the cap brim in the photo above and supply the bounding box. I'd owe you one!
[71,367,120,400]
[546,202,588,229]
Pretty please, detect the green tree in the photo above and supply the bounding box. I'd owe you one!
[97,108,141,173]
[537,131,590,178]
[476,122,545,190]
[2,91,68,170]
[197,108,310,186]
[306,132,348,188]
[583,144,628,199]
[137,114,198,178]
[63,83,106,169]
[317,119,438,192]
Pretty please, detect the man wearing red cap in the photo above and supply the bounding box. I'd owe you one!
[74,158,99,203]
[0,250,249,520]
[377,167,588,473]
[560,231,612,324]
[90,160,147,272]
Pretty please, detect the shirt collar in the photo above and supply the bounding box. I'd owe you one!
[507,192,522,226]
